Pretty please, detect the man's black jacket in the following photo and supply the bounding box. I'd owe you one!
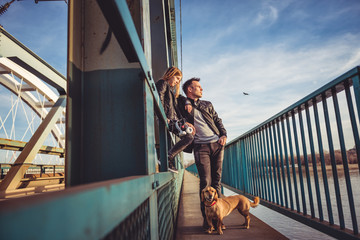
[178,96,227,153]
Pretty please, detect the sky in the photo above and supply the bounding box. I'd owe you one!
[0,0,360,162]
[177,0,360,142]
[0,1,68,74]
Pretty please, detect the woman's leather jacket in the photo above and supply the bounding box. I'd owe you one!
[155,79,181,121]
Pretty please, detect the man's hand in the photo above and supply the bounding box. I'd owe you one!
[218,136,227,146]
[185,104,192,113]
[186,122,196,135]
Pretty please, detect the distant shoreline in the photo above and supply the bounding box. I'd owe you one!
[273,163,359,172]
[306,163,358,171]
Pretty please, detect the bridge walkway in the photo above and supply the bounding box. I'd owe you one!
[176,170,288,240]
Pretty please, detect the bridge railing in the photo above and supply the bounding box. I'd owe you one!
[222,66,360,240]
[0,0,183,239]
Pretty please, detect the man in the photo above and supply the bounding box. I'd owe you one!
[179,77,227,229]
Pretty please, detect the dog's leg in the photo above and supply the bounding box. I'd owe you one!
[238,209,251,229]
[206,216,214,234]
[217,218,224,235]
[221,220,226,230]
[244,214,250,229]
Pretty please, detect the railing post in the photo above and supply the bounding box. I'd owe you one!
[281,117,293,210]
[291,110,307,215]
[286,114,300,212]
[240,140,247,192]
[332,87,358,235]
[322,93,345,229]
[276,119,287,208]
[265,125,275,202]
[346,77,360,173]
[305,102,323,221]
[312,100,333,224]
[298,108,315,218]
[272,121,283,206]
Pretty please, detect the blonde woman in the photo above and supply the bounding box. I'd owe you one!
[156,67,195,171]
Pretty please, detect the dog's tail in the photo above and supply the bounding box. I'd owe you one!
[250,197,260,208]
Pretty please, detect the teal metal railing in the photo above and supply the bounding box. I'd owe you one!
[221,66,360,240]
[0,1,183,239]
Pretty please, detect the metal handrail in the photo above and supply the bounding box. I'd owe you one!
[0,1,183,239]
[222,66,360,240]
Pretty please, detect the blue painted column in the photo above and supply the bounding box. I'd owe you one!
[67,0,154,185]
[67,1,160,239]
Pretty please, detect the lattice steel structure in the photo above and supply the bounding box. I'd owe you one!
[0,27,66,191]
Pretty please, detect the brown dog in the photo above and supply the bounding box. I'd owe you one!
[201,186,260,235]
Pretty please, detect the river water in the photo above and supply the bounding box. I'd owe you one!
[223,168,360,239]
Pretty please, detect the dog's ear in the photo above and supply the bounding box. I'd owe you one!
[201,189,205,202]
[214,190,218,201]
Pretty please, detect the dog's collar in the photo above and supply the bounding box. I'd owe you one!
[205,201,216,207]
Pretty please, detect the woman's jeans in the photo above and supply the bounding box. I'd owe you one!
[168,132,194,160]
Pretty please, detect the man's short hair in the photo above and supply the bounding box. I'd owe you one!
[182,77,200,95]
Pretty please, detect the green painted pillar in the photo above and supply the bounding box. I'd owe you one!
[66,0,155,186]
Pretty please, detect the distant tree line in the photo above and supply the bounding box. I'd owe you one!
[292,147,358,165]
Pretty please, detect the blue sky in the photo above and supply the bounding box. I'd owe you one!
[0,1,67,74]
[1,0,360,145]
[177,0,360,142]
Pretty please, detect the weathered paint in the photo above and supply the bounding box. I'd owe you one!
[0,175,158,240]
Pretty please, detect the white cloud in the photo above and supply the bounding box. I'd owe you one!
[182,32,360,142]
[254,5,279,26]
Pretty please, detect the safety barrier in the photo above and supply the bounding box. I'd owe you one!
[100,170,184,240]
[222,66,360,240]
[0,0,183,239]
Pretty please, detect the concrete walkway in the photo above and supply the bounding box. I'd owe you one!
[175,171,289,240]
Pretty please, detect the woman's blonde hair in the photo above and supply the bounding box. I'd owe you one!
[162,66,182,98]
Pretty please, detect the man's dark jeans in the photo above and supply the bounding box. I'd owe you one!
[194,142,224,219]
